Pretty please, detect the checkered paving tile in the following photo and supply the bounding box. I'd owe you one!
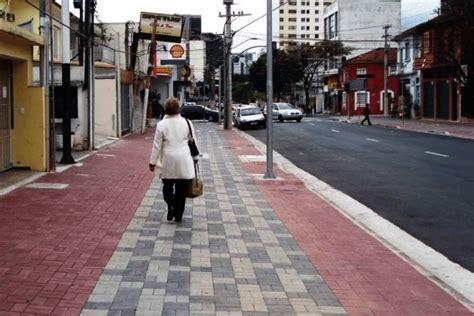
[82,123,345,315]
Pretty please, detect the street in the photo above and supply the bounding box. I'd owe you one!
[246,118,474,272]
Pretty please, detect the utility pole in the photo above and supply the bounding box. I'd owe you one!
[219,1,251,130]
[84,0,96,150]
[264,0,275,178]
[141,17,158,133]
[218,65,223,125]
[59,0,75,164]
[39,0,52,171]
[382,24,391,116]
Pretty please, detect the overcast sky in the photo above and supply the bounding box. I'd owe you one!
[66,0,441,51]
[91,0,273,53]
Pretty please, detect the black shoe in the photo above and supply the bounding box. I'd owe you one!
[167,205,174,221]
[174,217,182,223]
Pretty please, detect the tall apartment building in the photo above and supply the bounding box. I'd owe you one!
[278,0,336,49]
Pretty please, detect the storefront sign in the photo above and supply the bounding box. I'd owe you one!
[180,66,191,78]
[169,44,185,58]
[139,12,184,43]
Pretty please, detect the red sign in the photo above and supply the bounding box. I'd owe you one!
[169,44,185,58]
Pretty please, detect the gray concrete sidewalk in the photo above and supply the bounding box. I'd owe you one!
[81,123,345,316]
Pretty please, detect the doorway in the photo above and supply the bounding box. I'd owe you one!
[0,61,12,172]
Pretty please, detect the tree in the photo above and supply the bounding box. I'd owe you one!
[288,40,352,114]
[233,74,252,104]
[249,49,303,98]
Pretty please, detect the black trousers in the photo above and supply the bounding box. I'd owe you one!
[162,179,189,220]
[361,115,372,125]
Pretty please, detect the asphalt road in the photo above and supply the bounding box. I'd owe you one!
[245,118,474,272]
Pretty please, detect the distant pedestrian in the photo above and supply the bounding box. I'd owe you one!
[361,104,372,126]
[149,97,199,222]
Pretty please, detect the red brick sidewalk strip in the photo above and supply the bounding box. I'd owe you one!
[0,132,154,315]
[223,130,472,315]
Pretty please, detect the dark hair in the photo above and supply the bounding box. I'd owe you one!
[164,97,180,115]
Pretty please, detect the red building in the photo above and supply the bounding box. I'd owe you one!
[340,48,399,116]
[412,16,467,121]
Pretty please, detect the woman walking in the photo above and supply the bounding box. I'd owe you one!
[149,97,199,222]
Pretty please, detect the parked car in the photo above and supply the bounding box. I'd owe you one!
[271,103,303,122]
[180,104,220,122]
[234,105,266,129]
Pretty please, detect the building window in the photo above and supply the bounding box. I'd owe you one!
[289,17,297,22]
[279,9,284,13]
[314,34,319,38]
[288,34,297,39]
[280,18,284,22]
[301,10,306,14]
[356,68,367,78]
[280,26,284,30]
[356,91,369,107]
[289,26,297,30]
[315,10,319,14]
[405,42,411,61]
[315,26,319,30]
[289,9,297,14]
[301,18,306,22]
[423,31,431,53]
[325,14,336,39]
[53,26,61,61]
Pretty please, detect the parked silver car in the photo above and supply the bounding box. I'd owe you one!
[234,105,266,129]
[272,103,303,122]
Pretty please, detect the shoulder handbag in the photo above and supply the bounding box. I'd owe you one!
[185,119,200,157]
[187,162,203,198]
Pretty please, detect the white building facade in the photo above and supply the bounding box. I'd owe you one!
[278,0,336,49]
[323,0,401,57]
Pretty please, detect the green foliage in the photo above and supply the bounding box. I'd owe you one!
[287,40,352,114]
[249,49,303,96]
[233,82,252,104]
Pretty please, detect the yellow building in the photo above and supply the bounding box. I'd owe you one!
[0,0,46,172]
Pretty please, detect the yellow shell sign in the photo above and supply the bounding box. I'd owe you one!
[170,45,185,58]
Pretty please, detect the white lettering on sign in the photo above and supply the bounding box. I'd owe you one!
[2,86,7,99]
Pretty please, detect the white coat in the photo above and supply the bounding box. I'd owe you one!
[149,115,198,179]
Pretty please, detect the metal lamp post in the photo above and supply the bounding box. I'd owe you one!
[264,0,275,179]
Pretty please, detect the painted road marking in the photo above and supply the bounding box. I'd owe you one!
[331,129,340,133]
[366,138,379,143]
[310,123,316,126]
[425,151,449,158]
